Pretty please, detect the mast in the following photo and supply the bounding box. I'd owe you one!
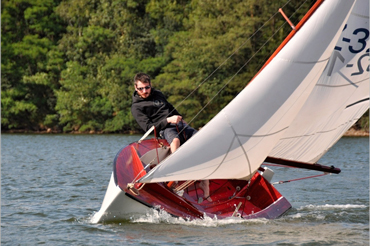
[251,0,325,82]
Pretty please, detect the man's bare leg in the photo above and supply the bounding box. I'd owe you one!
[170,138,180,153]
[199,180,212,202]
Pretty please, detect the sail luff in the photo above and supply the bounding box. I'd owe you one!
[139,0,356,184]
[252,0,325,81]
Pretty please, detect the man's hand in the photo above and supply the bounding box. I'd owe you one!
[167,115,182,124]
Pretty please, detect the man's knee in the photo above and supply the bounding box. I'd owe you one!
[170,137,180,153]
[171,137,180,146]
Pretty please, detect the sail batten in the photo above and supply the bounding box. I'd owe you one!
[139,0,358,184]
[346,98,369,108]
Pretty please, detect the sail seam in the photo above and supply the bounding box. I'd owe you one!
[351,12,369,18]
[316,77,369,87]
[277,117,362,140]
[275,57,330,64]
[238,127,289,138]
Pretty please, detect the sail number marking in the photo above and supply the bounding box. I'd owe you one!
[328,26,369,77]
[348,28,369,53]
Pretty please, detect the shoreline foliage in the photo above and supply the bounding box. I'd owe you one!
[2,0,368,133]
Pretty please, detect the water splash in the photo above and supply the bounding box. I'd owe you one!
[131,207,269,227]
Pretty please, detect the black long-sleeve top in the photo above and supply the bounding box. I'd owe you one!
[131,89,181,132]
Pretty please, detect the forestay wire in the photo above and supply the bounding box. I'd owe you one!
[173,0,312,129]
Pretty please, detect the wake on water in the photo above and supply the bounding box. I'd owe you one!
[297,204,367,210]
[88,203,367,226]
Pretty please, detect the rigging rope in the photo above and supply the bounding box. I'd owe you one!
[173,0,313,130]
[271,173,329,185]
[262,163,330,185]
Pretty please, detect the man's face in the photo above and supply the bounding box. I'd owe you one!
[135,81,151,99]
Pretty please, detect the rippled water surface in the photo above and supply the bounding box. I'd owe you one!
[1,134,369,245]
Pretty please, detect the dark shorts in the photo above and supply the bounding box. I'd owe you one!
[160,123,197,145]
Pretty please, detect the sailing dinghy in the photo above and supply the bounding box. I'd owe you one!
[92,0,369,223]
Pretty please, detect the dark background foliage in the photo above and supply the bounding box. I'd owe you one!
[2,0,368,133]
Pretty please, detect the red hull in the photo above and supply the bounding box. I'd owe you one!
[114,139,291,220]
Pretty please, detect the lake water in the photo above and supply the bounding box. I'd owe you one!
[1,134,368,245]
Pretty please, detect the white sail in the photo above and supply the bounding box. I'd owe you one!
[269,0,369,163]
[139,0,356,183]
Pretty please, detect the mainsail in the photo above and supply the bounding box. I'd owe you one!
[269,0,369,163]
[139,0,356,183]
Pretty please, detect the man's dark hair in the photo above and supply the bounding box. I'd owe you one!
[134,73,151,86]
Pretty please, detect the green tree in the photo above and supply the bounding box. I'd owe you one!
[54,0,183,132]
[1,0,65,130]
[3,0,367,133]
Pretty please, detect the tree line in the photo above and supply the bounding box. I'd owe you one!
[2,0,368,133]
